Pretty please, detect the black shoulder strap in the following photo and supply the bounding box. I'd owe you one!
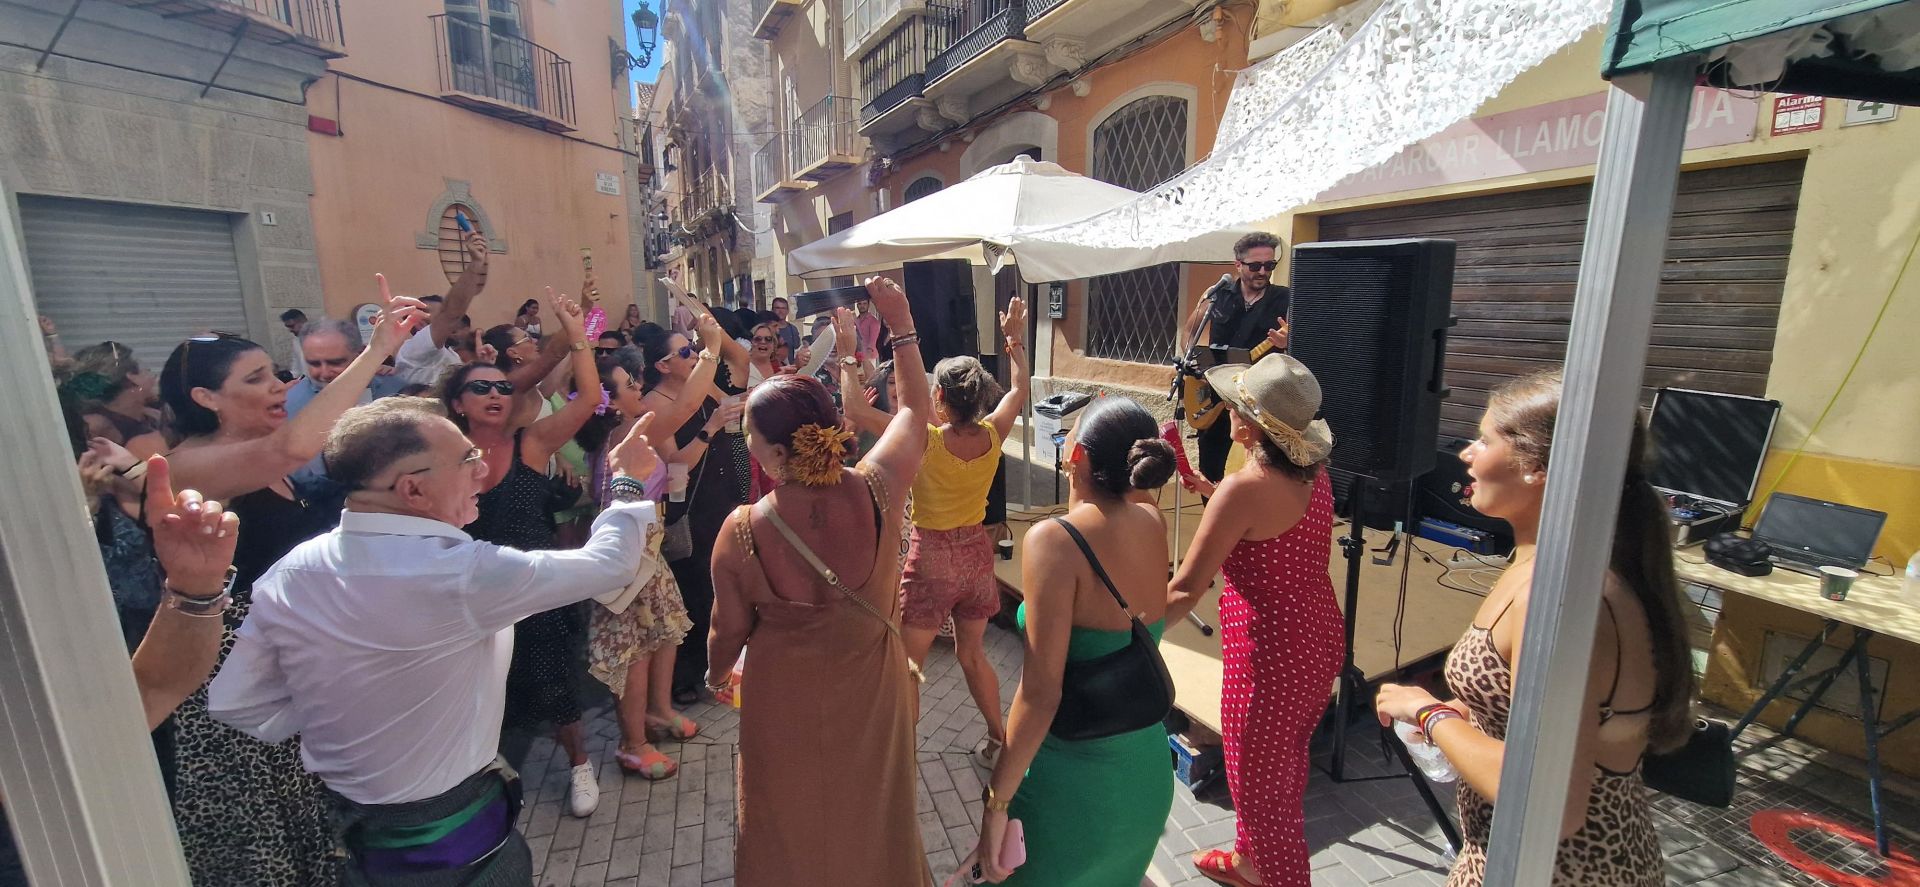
[1051,517,1135,617]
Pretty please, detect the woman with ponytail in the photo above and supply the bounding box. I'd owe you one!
[971,396,1177,886]
[708,277,935,887]
[1374,370,1680,887]
[1168,353,1342,887]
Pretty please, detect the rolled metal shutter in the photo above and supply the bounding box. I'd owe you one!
[1316,159,1803,443]
[19,196,250,375]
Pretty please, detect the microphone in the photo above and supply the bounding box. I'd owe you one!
[1210,273,1234,300]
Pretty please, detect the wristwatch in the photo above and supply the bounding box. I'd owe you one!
[839,355,861,367]
[570,340,590,352]
[695,428,712,443]
[163,566,238,618]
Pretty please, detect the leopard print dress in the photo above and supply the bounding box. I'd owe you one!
[1443,611,1664,886]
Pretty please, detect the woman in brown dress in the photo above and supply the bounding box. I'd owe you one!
[708,277,932,887]
[1374,370,1694,887]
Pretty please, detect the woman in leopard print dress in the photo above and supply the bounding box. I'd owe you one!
[1376,371,1696,887]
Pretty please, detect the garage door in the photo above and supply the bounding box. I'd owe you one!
[1316,160,1803,442]
[19,196,251,376]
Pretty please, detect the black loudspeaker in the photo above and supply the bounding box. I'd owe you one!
[1288,238,1456,485]
[902,259,978,366]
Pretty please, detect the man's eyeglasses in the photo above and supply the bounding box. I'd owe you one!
[1239,261,1280,273]
[462,379,515,396]
[381,446,484,491]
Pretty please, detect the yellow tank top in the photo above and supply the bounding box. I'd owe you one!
[909,421,1001,530]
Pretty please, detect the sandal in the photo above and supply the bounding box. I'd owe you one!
[1192,849,1261,887]
[972,736,1003,771]
[645,714,700,743]
[615,746,678,781]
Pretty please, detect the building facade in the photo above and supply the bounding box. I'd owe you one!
[654,0,774,310]
[1,0,338,375]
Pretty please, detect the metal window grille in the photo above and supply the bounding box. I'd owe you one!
[1086,95,1187,364]
[904,176,943,202]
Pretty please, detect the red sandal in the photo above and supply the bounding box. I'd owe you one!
[1192,849,1262,887]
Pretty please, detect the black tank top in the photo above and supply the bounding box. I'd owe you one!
[465,432,558,551]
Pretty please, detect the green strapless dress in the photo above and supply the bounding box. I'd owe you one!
[1003,605,1173,886]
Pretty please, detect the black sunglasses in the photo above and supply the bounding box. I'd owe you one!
[462,379,515,396]
[752,335,777,344]
[1239,261,1279,273]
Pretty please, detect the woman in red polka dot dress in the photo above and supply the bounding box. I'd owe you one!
[1169,354,1343,887]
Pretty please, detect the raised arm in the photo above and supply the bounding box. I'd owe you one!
[431,231,489,348]
[986,296,1030,442]
[505,286,577,399]
[522,293,598,464]
[976,519,1077,881]
[857,278,929,484]
[834,310,893,437]
[663,277,750,379]
[168,281,425,501]
[132,455,239,730]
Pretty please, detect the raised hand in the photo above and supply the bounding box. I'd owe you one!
[476,342,499,366]
[831,308,858,360]
[863,276,912,332]
[463,231,490,274]
[608,412,660,481]
[143,455,238,594]
[551,288,586,336]
[1000,296,1027,346]
[369,273,429,355]
[1265,318,1290,351]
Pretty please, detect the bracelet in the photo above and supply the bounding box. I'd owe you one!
[983,786,1013,813]
[1416,703,1463,737]
[705,676,732,693]
[888,333,921,349]
[697,351,719,364]
[163,567,238,618]
[607,475,647,502]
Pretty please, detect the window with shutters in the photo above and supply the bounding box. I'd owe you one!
[1086,95,1187,364]
[436,202,485,283]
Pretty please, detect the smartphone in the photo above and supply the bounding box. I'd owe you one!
[793,284,869,318]
[453,210,472,233]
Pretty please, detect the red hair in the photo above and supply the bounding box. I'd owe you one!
[747,374,840,449]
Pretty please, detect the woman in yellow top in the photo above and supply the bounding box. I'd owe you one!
[902,297,1029,766]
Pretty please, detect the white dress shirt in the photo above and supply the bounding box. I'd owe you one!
[394,326,462,387]
[208,500,659,805]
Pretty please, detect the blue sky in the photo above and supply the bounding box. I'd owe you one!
[625,0,664,84]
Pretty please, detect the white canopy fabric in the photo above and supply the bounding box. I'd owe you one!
[785,157,1259,284]
[1013,0,1610,258]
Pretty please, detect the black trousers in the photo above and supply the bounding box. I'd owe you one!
[1197,417,1234,483]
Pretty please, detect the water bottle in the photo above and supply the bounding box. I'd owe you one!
[1906,550,1920,596]
[1395,720,1458,784]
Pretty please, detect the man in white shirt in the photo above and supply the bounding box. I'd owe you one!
[209,397,662,886]
[394,231,489,387]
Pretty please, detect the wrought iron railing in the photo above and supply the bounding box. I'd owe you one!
[753,136,787,194]
[925,0,1023,84]
[792,96,859,173]
[1024,0,1067,21]
[214,0,345,47]
[675,168,729,225]
[858,13,949,120]
[431,14,576,128]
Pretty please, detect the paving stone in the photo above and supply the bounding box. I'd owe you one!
[542,846,579,887]
[572,862,608,887]
[636,849,673,887]
[579,822,617,866]
[668,864,703,887]
[607,837,643,881]
[1667,843,1746,884]
[552,814,589,851]
[671,825,704,868]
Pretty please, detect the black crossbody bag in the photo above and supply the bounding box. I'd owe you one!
[1048,518,1176,741]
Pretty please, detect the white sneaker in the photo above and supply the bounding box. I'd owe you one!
[568,763,600,818]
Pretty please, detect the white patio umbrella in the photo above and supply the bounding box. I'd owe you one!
[786,156,1258,283]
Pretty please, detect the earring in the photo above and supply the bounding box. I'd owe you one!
[1523,474,1536,485]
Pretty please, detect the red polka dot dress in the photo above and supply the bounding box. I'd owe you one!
[1216,470,1343,884]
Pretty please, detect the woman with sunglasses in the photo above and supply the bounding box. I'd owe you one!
[631,286,753,702]
[439,293,609,818]
[154,281,428,887]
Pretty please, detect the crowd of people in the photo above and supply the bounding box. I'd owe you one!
[5,228,1694,887]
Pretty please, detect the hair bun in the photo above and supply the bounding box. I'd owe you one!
[1127,438,1177,491]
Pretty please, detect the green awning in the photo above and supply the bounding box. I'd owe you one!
[1603,0,1920,103]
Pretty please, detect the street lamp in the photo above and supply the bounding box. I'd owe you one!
[610,3,660,81]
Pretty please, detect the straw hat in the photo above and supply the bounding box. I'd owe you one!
[1204,353,1334,466]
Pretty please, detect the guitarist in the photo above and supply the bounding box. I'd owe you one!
[1177,231,1292,485]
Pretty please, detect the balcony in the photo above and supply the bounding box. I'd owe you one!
[753,0,804,40]
[634,121,656,179]
[97,0,346,57]
[791,97,862,180]
[924,0,1023,85]
[431,14,577,132]
[671,169,731,232]
[858,13,946,127]
[753,136,807,203]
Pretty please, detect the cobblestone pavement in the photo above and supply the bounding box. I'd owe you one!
[512,622,1914,886]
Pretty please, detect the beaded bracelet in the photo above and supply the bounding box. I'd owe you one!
[608,475,647,502]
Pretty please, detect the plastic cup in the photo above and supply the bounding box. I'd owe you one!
[668,462,690,503]
[725,394,747,434]
[1818,565,1857,601]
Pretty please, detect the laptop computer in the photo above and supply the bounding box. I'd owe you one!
[1750,493,1887,576]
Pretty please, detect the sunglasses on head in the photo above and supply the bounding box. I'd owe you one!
[180,331,246,379]
[462,379,515,396]
[1240,261,1279,273]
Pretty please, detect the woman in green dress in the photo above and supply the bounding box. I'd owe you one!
[974,397,1177,886]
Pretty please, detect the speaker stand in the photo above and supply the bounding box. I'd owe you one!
[1321,480,1463,855]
